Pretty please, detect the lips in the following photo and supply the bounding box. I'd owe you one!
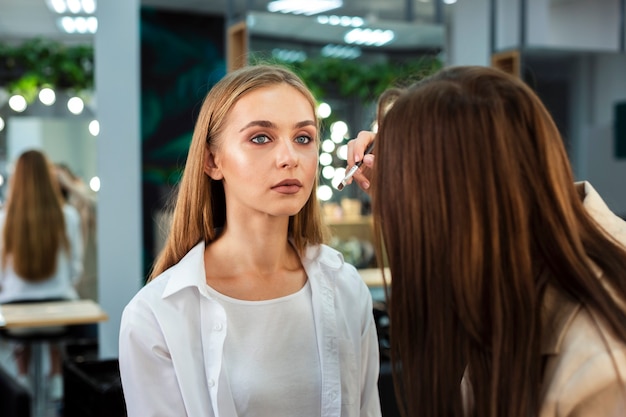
[272,179,303,194]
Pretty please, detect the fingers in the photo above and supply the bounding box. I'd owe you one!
[347,130,376,167]
[350,165,372,190]
[344,131,376,191]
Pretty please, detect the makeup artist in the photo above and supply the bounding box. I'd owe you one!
[119,64,382,417]
[345,65,626,417]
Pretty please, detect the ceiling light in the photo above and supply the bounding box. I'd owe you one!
[319,153,333,166]
[267,0,342,16]
[58,16,97,33]
[317,15,364,27]
[9,95,27,112]
[81,0,96,13]
[39,88,56,105]
[89,176,100,192]
[89,120,100,136]
[316,102,332,118]
[271,48,307,63]
[322,166,336,180]
[67,96,84,114]
[48,0,67,13]
[322,139,336,153]
[46,0,97,14]
[67,0,81,13]
[344,28,395,47]
[321,44,362,59]
[317,185,333,202]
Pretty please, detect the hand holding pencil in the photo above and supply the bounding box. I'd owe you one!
[338,130,376,191]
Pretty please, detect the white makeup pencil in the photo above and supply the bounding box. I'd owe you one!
[337,141,375,191]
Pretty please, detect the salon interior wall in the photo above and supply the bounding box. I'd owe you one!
[449,0,626,218]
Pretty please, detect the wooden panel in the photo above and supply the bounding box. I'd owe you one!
[227,20,248,72]
[491,49,520,77]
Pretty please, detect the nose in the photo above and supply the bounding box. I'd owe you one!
[275,138,299,168]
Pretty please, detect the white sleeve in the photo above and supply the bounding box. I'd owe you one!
[359,284,383,417]
[119,299,187,417]
[64,205,84,286]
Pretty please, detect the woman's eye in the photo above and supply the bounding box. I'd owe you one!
[251,135,271,144]
[295,135,312,144]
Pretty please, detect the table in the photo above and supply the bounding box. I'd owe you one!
[0,299,108,417]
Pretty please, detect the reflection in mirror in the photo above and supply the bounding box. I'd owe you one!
[0,90,99,301]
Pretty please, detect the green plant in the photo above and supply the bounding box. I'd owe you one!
[249,52,442,104]
[0,38,94,102]
[286,55,442,103]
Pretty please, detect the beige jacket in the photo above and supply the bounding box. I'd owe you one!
[539,182,626,417]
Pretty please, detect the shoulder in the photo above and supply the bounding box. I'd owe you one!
[304,243,371,301]
[542,303,626,415]
[304,243,361,280]
[124,243,207,318]
[578,181,626,247]
[121,271,178,334]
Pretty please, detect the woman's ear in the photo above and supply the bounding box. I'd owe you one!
[204,148,223,180]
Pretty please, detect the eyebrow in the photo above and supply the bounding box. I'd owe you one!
[239,120,316,132]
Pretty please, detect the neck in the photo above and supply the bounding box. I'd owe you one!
[204,217,306,300]
[210,217,298,275]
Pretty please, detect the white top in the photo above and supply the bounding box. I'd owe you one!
[207,281,321,417]
[0,204,84,303]
[119,242,381,417]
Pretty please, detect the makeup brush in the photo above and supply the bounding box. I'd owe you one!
[336,141,375,191]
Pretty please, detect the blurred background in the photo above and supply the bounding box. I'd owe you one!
[1,0,625,363]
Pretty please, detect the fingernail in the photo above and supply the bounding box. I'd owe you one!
[361,181,370,190]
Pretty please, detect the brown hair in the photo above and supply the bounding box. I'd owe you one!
[371,65,626,417]
[2,149,69,281]
[150,64,329,280]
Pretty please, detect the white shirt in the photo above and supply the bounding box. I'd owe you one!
[208,281,321,417]
[119,242,382,417]
[0,204,84,303]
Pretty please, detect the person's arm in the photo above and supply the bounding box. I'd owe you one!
[119,300,187,417]
[65,206,84,286]
[345,131,376,192]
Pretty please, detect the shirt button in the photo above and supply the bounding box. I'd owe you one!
[208,379,215,387]
[214,323,223,331]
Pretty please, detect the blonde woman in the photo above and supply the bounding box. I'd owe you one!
[119,65,381,417]
[0,149,84,399]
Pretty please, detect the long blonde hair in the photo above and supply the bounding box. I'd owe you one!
[2,150,69,281]
[150,64,329,280]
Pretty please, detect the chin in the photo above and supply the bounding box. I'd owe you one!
[274,204,307,218]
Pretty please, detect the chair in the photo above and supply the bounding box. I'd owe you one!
[0,298,87,417]
[0,327,71,417]
[0,363,31,417]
